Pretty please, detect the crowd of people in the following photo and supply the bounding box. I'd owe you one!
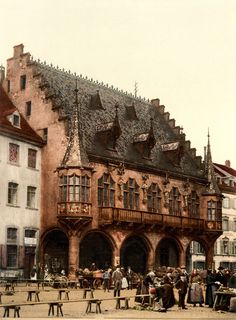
[134,265,236,312]
[92,264,236,312]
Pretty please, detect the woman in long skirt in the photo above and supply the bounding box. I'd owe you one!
[187,269,204,307]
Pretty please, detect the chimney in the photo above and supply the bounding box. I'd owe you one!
[13,44,24,58]
[225,160,231,168]
[0,65,5,84]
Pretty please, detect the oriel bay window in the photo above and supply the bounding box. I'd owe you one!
[98,174,115,207]
[124,178,139,210]
[59,174,90,203]
[207,200,222,220]
[147,183,161,213]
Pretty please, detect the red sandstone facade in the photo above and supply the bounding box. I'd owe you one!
[3,44,222,279]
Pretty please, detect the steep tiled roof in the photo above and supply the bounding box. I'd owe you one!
[31,60,205,179]
[0,85,44,145]
[214,163,236,178]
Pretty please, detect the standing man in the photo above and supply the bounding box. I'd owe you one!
[112,266,123,297]
[126,266,134,290]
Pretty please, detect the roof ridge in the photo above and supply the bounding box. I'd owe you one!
[29,56,150,103]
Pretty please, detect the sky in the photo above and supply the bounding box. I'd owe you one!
[1,0,236,168]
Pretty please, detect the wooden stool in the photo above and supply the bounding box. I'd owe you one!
[48,302,63,316]
[85,299,101,314]
[27,290,40,301]
[57,289,70,300]
[83,288,94,299]
[3,305,20,318]
[115,297,130,309]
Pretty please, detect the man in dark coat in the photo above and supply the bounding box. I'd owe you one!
[205,269,218,308]
[175,273,188,309]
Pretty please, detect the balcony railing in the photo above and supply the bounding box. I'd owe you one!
[57,202,92,219]
[99,207,222,231]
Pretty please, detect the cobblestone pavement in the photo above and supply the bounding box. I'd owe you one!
[0,284,235,320]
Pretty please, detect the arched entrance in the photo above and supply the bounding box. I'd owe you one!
[43,229,69,274]
[120,236,148,274]
[156,237,179,268]
[79,232,112,269]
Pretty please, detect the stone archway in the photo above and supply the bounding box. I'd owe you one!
[120,235,148,274]
[79,232,113,269]
[43,229,69,274]
[156,237,179,268]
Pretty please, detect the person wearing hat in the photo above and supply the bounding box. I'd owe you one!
[205,269,218,308]
[215,266,227,287]
[175,272,188,310]
[180,265,189,283]
[112,266,123,297]
[187,269,204,307]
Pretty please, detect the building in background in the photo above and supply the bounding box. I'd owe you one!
[191,160,236,270]
[2,44,223,279]
[0,82,44,278]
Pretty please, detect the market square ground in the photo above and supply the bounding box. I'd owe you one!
[0,284,235,320]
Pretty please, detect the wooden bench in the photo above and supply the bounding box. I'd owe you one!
[48,302,63,316]
[3,305,20,318]
[85,299,101,314]
[26,290,40,302]
[115,297,130,309]
[57,289,70,300]
[83,288,94,299]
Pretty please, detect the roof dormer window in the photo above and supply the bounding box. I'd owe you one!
[13,114,20,127]
[7,111,21,128]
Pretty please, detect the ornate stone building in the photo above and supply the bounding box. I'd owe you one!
[3,44,223,279]
[191,160,236,270]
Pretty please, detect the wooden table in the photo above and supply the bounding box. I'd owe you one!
[213,290,236,311]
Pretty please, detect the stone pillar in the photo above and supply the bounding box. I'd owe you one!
[113,246,120,267]
[68,230,79,280]
[179,248,186,267]
[146,247,155,270]
[205,244,214,270]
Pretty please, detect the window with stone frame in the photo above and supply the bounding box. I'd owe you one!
[192,241,205,254]
[220,237,229,255]
[223,197,230,209]
[25,229,37,238]
[7,245,17,268]
[59,174,90,203]
[207,200,221,220]
[20,74,26,90]
[27,186,36,208]
[188,191,200,218]
[98,173,115,207]
[169,187,181,215]
[28,149,37,168]
[8,182,18,205]
[9,143,19,164]
[7,228,17,242]
[123,178,139,210]
[26,101,32,116]
[147,183,162,213]
[222,216,229,231]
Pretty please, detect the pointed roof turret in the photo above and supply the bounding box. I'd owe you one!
[205,130,220,194]
[61,78,89,168]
